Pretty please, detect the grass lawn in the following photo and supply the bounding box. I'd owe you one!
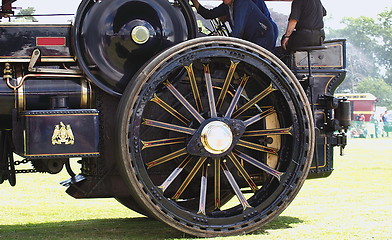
[0,137,391,239]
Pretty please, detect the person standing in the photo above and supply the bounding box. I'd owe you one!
[281,0,327,51]
[379,113,385,137]
[382,111,389,137]
[191,0,276,51]
[370,114,379,138]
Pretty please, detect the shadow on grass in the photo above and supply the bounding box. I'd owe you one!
[251,215,304,235]
[0,215,303,239]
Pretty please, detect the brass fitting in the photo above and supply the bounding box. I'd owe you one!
[3,63,12,80]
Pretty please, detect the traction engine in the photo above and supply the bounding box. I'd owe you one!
[0,0,350,237]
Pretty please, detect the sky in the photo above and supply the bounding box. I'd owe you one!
[4,0,392,28]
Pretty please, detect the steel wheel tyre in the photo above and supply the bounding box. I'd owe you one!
[116,37,314,237]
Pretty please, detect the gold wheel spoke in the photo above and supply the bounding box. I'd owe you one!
[243,107,276,127]
[204,64,217,118]
[227,152,258,192]
[238,139,278,155]
[151,94,190,125]
[214,158,221,210]
[184,64,203,112]
[159,155,192,192]
[233,149,284,181]
[232,84,276,119]
[217,61,239,111]
[164,80,205,123]
[221,161,252,210]
[243,126,293,137]
[225,74,250,118]
[143,118,195,135]
[172,157,207,200]
[146,148,188,169]
[142,137,186,150]
[198,163,209,215]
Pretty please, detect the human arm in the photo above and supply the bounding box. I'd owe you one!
[281,0,301,50]
[281,19,297,50]
[191,1,227,20]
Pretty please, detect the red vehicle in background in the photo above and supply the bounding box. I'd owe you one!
[335,93,377,122]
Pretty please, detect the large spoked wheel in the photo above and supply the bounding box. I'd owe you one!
[116,37,314,237]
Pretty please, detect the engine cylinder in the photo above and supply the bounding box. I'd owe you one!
[0,75,91,130]
[335,100,351,129]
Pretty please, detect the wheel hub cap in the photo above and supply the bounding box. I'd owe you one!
[131,26,150,44]
[201,121,233,154]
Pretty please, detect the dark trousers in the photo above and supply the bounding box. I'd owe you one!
[287,28,325,51]
[252,29,275,52]
[246,19,276,52]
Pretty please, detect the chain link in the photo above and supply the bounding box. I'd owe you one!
[13,159,37,173]
[15,169,37,174]
[14,159,30,166]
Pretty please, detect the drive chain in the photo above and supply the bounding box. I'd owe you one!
[13,159,37,174]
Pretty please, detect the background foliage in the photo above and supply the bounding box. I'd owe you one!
[15,7,37,22]
[328,8,392,108]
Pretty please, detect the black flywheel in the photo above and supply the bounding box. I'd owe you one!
[116,37,314,237]
[73,0,196,96]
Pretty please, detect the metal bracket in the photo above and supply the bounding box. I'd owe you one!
[60,174,87,187]
[28,49,81,74]
[328,132,347,156]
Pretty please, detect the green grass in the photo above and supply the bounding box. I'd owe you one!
[1,138,391,239]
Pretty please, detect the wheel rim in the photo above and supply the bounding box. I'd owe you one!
[117,37,314,237]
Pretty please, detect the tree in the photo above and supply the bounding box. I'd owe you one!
[374,9,392,83]
[270,9,289,39]
[329,8,392,88]
[356,77,392,109]
[15,7,37,22]
[336,42,379,91]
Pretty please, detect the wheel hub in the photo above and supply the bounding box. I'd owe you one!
[187,118,246,157]
[201,121,233,154]
[131,25,150,44]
